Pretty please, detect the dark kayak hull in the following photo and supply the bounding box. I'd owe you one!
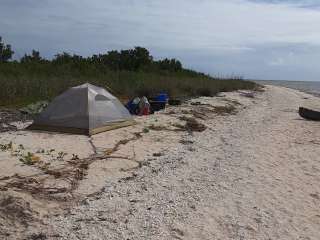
[299,107,320,121]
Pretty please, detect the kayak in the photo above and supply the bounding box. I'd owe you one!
[299,107,320,121]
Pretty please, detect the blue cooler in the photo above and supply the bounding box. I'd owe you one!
[150,93,168,112]
[155,93,168,102]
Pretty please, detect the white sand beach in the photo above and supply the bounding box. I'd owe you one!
[0,85,320,239]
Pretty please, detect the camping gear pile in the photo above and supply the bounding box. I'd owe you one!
[126,96,151,115]
[126,93,169,115]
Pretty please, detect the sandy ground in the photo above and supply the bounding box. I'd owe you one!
[0,85,320,239]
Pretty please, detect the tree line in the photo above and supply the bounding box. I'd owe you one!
[0,36,183,73]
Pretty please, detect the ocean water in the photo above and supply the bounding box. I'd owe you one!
[255,80,320,97]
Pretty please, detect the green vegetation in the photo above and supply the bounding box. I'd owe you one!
[19,152,36,166]
[0,141,77,166]
[0,37,257,106]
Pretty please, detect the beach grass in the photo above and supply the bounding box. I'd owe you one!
[0,50,257,107]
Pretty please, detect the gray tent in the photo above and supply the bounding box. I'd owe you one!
[28,83,134,135]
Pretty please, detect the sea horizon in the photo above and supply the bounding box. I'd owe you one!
[253,79,320,97]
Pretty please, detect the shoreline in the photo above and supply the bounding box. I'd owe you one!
[1,85,320,239]
[256,80,320,98]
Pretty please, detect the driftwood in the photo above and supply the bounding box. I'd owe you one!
[299,107,320,121]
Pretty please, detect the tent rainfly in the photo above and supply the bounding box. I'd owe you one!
[27,83,135,135]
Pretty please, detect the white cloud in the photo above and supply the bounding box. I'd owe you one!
[0,0,319,80]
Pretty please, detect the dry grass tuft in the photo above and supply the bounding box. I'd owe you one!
[213,105,237,115]
[148,124,170,131]
[178,116,207,132]
[179,139,194,145]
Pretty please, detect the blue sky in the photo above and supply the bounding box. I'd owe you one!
[0,0,320,81]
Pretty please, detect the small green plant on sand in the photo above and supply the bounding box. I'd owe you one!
[143,127,150,133]
[19,152,35,165]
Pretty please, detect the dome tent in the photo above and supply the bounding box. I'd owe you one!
[27,83,134,135]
